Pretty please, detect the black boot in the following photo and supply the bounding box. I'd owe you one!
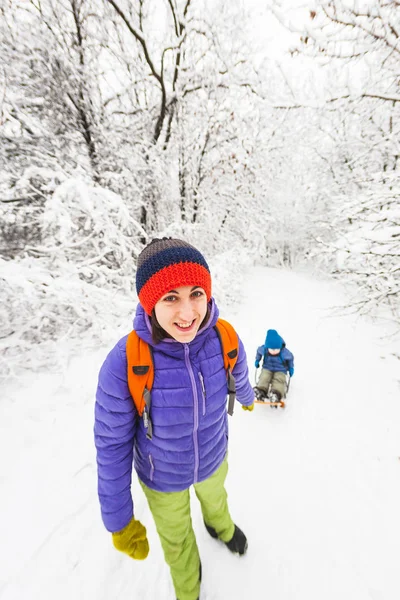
[204,521,248,555]
[225,525,248,555]
[254,387,266,400]
[204,522,218,539]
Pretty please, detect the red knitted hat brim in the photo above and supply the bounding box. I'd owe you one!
[139,262,212,315]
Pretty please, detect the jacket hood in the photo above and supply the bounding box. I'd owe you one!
[265,329,284,350]
[133,297,219,356]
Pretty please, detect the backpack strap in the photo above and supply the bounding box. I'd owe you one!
[214,318,239,417]
[126,331,154,440]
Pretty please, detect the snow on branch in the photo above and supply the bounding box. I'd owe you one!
[0,177,145,378]
[328,172,400,321]
[0,255,132,379]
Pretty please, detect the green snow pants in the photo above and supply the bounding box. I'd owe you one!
[257,369,287,397]
[139,457,234,600]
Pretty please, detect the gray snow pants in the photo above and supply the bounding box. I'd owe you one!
[257,369,287,398]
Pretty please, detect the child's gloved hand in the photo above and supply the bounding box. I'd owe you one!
[289,367,294,377]
[112,517,149,560]
[254,360,260,368]
[242,403,254,412]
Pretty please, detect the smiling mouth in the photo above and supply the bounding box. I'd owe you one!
[174,319,196,332]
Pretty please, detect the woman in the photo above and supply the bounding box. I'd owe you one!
[94,238,254,600]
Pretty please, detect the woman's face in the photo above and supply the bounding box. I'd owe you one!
[154,285,208,343]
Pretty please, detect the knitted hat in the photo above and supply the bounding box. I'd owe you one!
[136,238,212,315]
[265,329,283,350]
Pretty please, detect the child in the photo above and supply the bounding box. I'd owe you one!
[254,329,294,402]
[94,238,255,600]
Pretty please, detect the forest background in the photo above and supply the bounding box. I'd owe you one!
[1,0,399,377]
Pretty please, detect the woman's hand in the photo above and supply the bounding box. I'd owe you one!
[112,517,149,560]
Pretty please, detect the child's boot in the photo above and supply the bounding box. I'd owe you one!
[270,389,282,408]
[253,387,266,400]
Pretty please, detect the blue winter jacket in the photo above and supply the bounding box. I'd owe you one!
[256,336,294,373]
[94,299,254,532]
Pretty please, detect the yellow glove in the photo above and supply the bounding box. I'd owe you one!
[242,403,254,412]
[112,517,149,560]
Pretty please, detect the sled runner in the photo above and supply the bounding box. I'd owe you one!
[253,388,286,409]
[254,400,285,408]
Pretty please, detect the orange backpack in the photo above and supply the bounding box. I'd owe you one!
[126,318,239,440]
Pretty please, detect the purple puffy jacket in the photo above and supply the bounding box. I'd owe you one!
[94,299,254,532]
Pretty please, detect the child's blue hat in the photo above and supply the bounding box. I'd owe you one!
[265,329,283,349]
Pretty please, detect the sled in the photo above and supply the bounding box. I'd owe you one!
[254,399,285,408]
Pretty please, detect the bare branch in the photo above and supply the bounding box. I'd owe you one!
[105,0,162,85]
[327,92,400,103]
[105,0,167,142]
[167,0,179,37]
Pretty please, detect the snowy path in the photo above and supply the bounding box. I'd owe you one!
[1,268,400,600]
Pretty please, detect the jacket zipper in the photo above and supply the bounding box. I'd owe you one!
[184,344,199,483]
[148,454,154,482]
[198,371,206,416]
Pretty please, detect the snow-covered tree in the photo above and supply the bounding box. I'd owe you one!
[268,1,400,315]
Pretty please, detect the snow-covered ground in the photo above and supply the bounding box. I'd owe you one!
[1,267,400,600]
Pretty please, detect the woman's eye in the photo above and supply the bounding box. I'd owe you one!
[163,295,177,302]
[191,290,204,298]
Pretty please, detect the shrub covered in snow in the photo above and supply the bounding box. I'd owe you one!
[0,178,146,378]
[0,255,134,378]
